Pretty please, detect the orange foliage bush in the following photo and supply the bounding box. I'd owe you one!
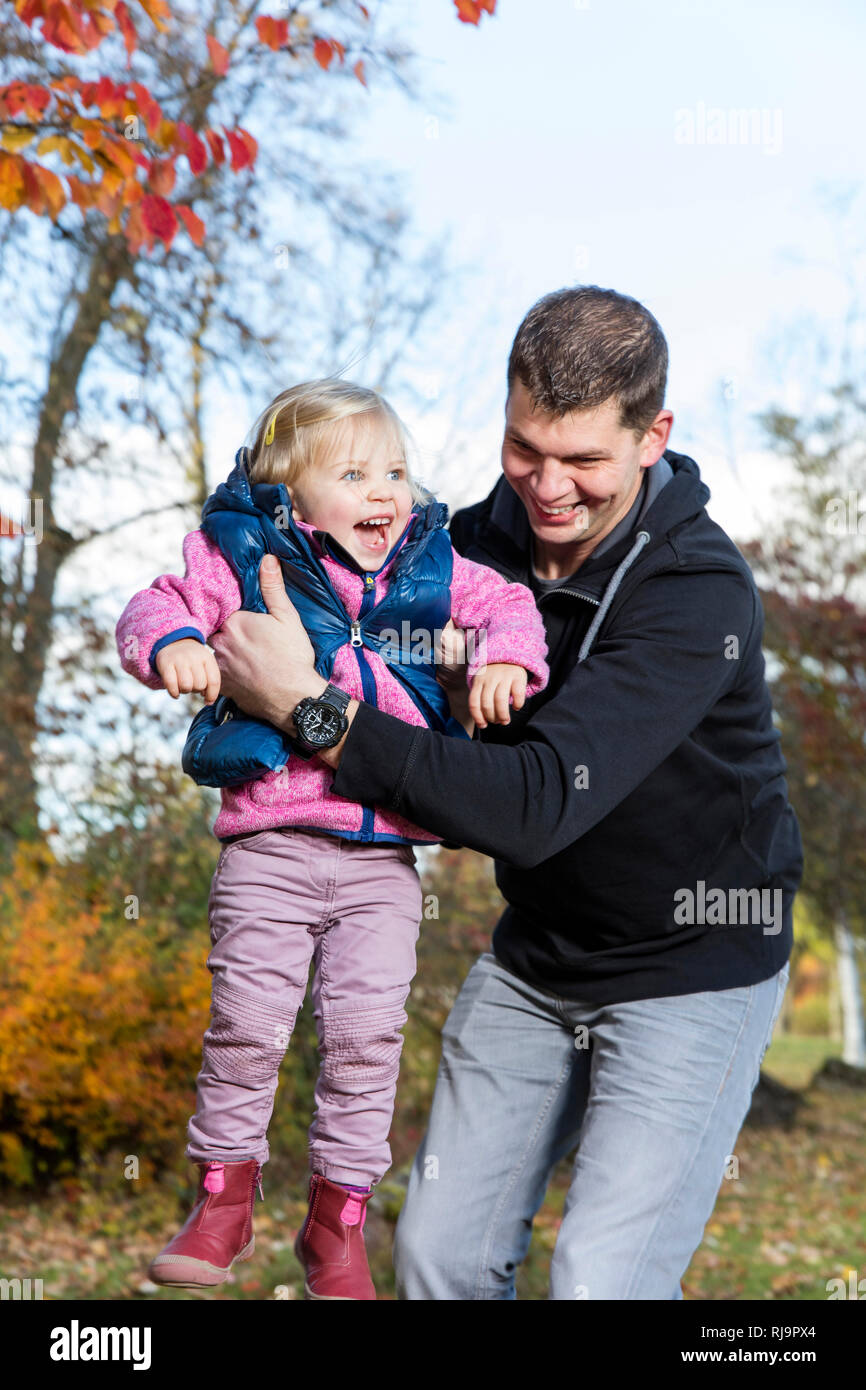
[0,839,211,1186]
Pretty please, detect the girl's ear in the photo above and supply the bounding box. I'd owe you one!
[286,489,306,524]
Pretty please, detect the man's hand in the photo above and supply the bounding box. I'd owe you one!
[156,637,221,703]
[436,619,475,735]
[208,555,325,734]
[469,663,528,729]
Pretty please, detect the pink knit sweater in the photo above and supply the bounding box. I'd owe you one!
[116,519,549,843]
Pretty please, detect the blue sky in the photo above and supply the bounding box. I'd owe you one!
[312,0,866,529]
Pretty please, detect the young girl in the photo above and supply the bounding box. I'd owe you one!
[116,379,549,1300]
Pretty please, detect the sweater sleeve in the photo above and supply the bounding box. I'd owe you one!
[115,529,243,690]
[331,567,757,868]
[448,548,549,696]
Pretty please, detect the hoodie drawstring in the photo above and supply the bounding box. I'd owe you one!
[577,529,651,664]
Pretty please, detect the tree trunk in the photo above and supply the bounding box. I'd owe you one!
[834,910,866,1067]
[0,236,132,845]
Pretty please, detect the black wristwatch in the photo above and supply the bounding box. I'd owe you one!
[290,683,350,759]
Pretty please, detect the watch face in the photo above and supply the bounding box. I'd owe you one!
[298,702,343,746]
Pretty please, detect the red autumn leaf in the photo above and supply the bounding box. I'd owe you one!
[176,203,205,246]
[1,82,27,117]
[454,0,481,22]
[353,59,367,88]
[357,2,370,16]
[140,192,178,248]
[255,16,289,50]
[223,126,256,172]
[313,37,334,69]
[41,4,88,53]
[175,122,207,176]
[130,82,162,135]
[332,40,345,63]
[115,1,138,59]
[20,158,46,214]
[204,128,225,165]
[19,84,51,119]
[478,0,497,10]
[236,127,258,165]
[206,33,230,76]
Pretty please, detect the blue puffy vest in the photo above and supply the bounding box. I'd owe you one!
[181,448,468,793]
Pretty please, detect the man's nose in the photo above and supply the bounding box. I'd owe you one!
[532,459,574,501]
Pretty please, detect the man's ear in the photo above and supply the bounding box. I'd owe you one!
[640,409,674,467]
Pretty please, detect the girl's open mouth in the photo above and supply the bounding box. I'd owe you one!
[354,517,391,550]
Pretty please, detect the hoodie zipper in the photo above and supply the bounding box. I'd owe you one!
[537,587,601,609]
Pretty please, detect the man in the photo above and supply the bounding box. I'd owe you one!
[210,286,803,1299]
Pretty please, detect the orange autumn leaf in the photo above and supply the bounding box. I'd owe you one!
[147,156,175,195]
[176,203,205,246]
[454,0,481,22]
[32,162,66,217]
[204,128,225,165]
[0,152,26,210]
[206,33,229,76]
[354,59,367,88]
[255,15,289,50]
[313,37,334,69]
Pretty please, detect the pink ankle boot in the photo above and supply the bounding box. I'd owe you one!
[149,1158,263,1288]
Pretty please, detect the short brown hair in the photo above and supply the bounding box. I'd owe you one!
[507,286,668,437]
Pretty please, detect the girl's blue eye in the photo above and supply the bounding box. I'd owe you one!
[343,469,361,481]
[388,469,404,481]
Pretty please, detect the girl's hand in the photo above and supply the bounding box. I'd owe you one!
[468,663,528,729]
[155,637,221,703]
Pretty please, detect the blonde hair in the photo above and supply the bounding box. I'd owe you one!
[246,378,429,504]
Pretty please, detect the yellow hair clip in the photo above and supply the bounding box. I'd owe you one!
[264,410,278,446]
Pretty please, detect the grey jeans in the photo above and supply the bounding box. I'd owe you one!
[393,950,790,1299]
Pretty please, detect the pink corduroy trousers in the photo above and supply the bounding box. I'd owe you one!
[186,827,424,1186]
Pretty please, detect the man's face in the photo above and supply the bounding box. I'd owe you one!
[501,379,672,559]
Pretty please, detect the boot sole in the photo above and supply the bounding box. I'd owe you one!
[304,1281,356,1301]
[149,1237,255,1289]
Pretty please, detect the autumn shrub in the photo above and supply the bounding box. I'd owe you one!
[0,838,211,1188]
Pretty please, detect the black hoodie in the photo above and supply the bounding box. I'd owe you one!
[331,449,803,1003]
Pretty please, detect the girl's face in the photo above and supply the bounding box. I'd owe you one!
[289,412,415,571]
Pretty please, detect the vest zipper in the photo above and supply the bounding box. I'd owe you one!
[351,578,379,841]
